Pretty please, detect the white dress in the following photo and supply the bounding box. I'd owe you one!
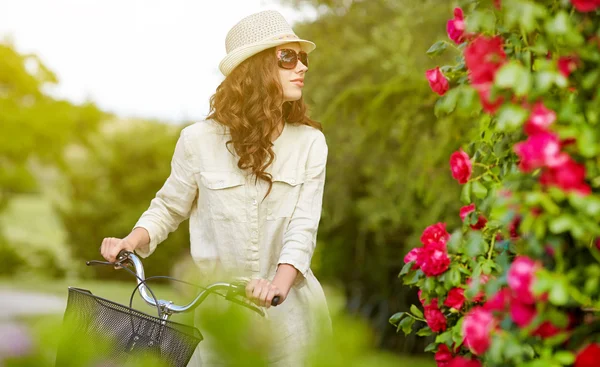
[133,120,332,366]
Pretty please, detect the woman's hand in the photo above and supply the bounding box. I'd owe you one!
[100,237,137,263]
[245,278,288,308]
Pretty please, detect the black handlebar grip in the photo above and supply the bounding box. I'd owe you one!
[271,296,281,307]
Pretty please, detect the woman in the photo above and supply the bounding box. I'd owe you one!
[99,10,331,366]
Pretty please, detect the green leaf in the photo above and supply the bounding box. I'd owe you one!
[549,214,576,234]
[447,230,463,254]
[426,41,448,57]
[435,330,453,344]
[577,125,598,158]
[472,181,488,199]
[496,104,529,132]
[496,61,531,95]
[460,181,472,204]
[549,280,569,306]
[545,11,570,35]
[389,312,405,326]
[399,315,416,335]
[424,342,437,353]
[410,304,424,319]
[466,231,486,257]
[554,351,575,365]
[534,71,554,94]
[416,326,433,336]
[400,261,414,277]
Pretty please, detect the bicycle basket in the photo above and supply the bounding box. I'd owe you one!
[56,287,203,367]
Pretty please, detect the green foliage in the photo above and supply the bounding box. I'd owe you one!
[56,119,193,279]
[396,0,600,366]
[285,0,472,350]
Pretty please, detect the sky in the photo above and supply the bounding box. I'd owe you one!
[0,0,317,123]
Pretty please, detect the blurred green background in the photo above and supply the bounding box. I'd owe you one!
[0,0,472,365]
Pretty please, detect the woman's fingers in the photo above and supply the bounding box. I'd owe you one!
[246,279,280,307]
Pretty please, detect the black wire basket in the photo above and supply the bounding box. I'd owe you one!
[56,287,203,367]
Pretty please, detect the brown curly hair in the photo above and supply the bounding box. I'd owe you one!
[207,46,321,197]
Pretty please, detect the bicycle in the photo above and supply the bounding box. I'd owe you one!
[56,250,279,367]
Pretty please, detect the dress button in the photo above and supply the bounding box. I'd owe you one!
[252,230,257,236]
[253,199,257,205]
[290,179,295,184]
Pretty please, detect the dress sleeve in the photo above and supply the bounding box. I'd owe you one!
[278,132,328,279]
[133,129,198,257]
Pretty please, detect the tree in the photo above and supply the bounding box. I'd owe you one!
[280,0,473,350]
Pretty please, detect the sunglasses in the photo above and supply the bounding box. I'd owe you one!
[276,49,309,70]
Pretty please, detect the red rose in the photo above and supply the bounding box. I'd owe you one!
[424,300,447,332]
[448,357,482,367]
[460,204,487,230]
[507,256,538,304]
[575,343,600,367]
[444,288,466,310]
[540,156,591,196]
[418,241,451,277]
[524,102,556,136]
[421,223,451,246]
[473,83,504,114]
[465,35,506,85]
[493,0,502,9]
[514,132,568,172]
[510,300,537,327]
[426,67,450,96]
[462,307,495,355]
[571,0,600,12]
[404,248,421,269]
[446,8,466,44]
[484,287,511,312]
[558,56,580,77]
[509,215,521,239]
[450,148,472,184]
[533,320,563,338]
[435,344,454,367]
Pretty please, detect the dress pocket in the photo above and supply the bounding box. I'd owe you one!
[198,171,247,222]
[266,171,304,220]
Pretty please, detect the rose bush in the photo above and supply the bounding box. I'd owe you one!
[392,1,600,366]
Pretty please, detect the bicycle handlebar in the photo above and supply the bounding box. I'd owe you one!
[88,250,279,317]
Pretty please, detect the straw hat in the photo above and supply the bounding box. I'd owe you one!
[219,10,316,76]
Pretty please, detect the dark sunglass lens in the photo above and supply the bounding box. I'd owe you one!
[299,51,308,67]
[278,49,297,69]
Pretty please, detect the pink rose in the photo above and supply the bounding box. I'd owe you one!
[462,307,495,355]
[524,102,556,136]
[507,256,538,304]
[514,132,568,172]
[447,8,466,44]
[484,287,511,312]
[426,67,450,96]
[571,0,600,12]
[576,343,600,367]
[448,357,482,367]
[421,223,451,246]
[444,288,466,310]
[460,204,487,230]
[473,83,504,114]
[424,300,447,332]
[418,241,451,277]
[450,149,472,184]
[435,344,454,367]
[558,56,580,77]
[404,248,421,269]
[464,35,506,85]
[540,156,591,196]
[510,300,537,327]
